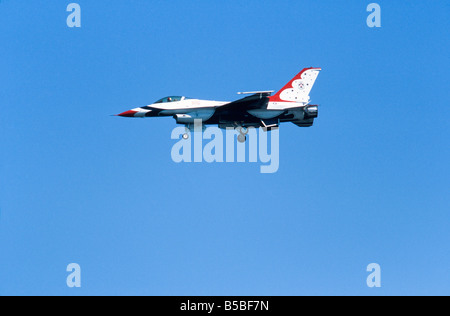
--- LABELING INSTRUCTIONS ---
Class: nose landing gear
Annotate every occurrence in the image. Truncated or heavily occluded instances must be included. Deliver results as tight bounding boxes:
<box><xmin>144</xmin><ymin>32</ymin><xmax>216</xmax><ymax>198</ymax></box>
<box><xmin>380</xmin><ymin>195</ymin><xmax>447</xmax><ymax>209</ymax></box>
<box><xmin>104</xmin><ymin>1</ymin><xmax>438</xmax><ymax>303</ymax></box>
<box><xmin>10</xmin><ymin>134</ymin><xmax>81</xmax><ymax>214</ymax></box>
<box><xmin>182</xmin><ymin>126</ymin><xmax>191</xmax><ymax>140</ymax></box>
<box><xmin>182</xmin><ymin>123</ymin><xmax>207</xmax><ymax>140</ymax></box>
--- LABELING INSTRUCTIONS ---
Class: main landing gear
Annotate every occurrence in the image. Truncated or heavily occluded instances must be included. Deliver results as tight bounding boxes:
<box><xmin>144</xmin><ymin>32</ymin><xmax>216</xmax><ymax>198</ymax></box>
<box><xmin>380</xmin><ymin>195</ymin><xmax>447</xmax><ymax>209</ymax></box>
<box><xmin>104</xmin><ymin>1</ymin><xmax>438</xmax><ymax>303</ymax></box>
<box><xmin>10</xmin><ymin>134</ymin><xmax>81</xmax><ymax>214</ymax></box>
<box><xmin>236</xmin><ymin>126</ymin><xmax>248</xmax><ymax>143</ymax></box>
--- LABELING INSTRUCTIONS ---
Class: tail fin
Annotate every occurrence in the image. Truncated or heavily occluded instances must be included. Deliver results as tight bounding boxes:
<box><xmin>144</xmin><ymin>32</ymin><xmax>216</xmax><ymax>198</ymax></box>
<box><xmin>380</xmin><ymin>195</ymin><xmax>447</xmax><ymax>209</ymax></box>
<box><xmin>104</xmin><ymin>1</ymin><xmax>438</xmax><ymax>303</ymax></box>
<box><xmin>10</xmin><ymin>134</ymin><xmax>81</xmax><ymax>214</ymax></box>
<box><xmin>269</xmin><ymin>67</ymin><xmax>321</xmax><ymax>104</ymax></box>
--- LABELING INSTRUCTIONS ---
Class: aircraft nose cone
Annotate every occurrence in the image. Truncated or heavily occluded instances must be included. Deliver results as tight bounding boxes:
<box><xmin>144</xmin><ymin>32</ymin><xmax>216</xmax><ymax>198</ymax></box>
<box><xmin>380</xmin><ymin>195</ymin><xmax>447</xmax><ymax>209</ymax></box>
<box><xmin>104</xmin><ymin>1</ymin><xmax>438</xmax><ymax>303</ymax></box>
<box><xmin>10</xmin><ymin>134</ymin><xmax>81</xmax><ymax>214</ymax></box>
<box><xmin>118</xmin><ymin>110</ymin><xmax>138</xmax><ymax>117</ymax></box>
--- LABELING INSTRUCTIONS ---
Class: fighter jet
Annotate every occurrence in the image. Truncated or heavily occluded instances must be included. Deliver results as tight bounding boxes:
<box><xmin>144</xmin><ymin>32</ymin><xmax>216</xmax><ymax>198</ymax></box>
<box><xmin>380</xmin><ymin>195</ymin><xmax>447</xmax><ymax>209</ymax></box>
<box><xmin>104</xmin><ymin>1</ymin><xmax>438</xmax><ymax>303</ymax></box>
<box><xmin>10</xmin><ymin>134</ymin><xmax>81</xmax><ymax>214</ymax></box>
<box><xmin>117</xmin><ymin>67</ymin><xmax>322</xmax><ymax>142</ymax></box>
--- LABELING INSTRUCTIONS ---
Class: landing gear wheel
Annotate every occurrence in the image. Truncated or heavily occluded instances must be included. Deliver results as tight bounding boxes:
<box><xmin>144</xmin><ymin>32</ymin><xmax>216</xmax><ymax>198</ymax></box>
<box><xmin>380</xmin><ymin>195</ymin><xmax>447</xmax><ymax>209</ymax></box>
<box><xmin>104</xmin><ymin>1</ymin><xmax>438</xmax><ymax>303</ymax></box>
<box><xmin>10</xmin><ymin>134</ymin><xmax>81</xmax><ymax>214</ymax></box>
<box><xmin>182</xmin><ymin>133</ymin><xmax>189</xmax><ymax>140</ymax></box>
<box><xmin>237</xmin><ymin>134</ymin><xmax>247</xmax><ymax>143</ymax></box>
<box><xmin>235</xmin><ymin>126</ymin><xmax>248</xmax><ymax>135</ymax></box>
<box><xmin>240</xmin><ymin>127</ymin><xmax>249</xmax><ymax>135</ymax></box>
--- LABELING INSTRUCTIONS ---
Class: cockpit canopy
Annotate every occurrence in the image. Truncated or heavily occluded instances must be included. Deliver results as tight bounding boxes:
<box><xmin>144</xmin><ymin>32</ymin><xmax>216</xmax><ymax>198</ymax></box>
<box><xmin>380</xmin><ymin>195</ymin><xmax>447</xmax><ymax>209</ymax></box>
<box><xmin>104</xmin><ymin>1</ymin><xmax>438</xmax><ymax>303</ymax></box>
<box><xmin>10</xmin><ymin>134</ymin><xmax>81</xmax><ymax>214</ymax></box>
<box><xmin>154</xmin><ymin>96</ymin><xmax>190</xmax><ymax>104</ymax></box>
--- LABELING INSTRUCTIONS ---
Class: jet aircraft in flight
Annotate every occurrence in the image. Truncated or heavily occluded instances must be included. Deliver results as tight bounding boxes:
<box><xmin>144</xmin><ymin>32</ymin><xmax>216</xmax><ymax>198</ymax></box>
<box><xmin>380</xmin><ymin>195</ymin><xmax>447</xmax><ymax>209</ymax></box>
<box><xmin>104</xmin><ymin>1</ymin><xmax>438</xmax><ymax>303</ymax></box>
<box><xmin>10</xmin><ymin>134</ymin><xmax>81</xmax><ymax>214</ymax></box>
<box><xmin>118</xmin><ymin>67</ymin><xmax>322</xmax><ymax>142</ymax></box>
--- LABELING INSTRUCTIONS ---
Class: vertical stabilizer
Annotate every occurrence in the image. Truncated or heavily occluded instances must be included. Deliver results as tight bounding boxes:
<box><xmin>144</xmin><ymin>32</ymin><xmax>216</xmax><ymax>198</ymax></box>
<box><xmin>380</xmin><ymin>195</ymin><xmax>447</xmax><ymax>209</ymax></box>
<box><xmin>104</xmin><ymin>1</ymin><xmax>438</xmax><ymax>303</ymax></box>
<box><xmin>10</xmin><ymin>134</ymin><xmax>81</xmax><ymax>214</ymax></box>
<box><xmin>269</xmin><ymin>67</ymin><xmax>322</xmax><ymax>105</ymax></box>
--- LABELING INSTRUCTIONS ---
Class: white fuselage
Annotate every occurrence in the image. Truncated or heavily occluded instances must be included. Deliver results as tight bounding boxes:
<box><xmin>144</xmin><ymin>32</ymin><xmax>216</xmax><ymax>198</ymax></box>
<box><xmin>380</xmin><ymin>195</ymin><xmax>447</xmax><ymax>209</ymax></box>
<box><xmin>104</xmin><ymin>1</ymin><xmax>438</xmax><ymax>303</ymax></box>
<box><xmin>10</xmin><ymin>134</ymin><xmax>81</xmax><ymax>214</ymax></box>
<box><xmin>151</xmin><ymin>99</ymin><xmax>228</xmax><ymax>114</ymax></box>
<box><xmin>130</xmin><ymin>98</ymin><xmax>289</xmax><ymax>120</ymax></box>
<box><xmin>131</xmin><ymin>98</ymin><xmax>228</xmax><ymax>118</ymax></box>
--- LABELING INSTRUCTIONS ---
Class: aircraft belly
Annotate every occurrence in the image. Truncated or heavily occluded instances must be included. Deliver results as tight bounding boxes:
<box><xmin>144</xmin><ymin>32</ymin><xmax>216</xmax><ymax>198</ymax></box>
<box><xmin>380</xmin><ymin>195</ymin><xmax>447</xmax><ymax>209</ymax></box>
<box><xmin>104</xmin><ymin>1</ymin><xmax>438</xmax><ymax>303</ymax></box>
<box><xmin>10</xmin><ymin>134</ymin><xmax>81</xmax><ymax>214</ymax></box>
<box><xmin>160</xmin><ymin>108</ymin><xmax>214</xmax><ymax>116</ymax></box>
<box><xmin>247</xmin><ymin>109</ymin><xmax>284</xmax><ymax>119</ymax></box>
<box><xmin>172</xmin><ymin>109</ymin><xmax>216</xmax><ymax>124</ymax></box>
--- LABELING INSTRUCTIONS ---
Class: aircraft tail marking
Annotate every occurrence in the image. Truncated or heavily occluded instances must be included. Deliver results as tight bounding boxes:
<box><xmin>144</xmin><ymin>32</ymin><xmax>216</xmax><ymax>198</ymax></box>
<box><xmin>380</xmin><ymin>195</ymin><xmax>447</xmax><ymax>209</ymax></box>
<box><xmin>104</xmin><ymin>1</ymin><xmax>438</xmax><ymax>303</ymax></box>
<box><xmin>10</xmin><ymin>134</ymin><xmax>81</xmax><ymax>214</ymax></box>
<box><xmin>269</xmin><ymin>67</ymin><xmax>321</xmax><ymax>104</ymax></box>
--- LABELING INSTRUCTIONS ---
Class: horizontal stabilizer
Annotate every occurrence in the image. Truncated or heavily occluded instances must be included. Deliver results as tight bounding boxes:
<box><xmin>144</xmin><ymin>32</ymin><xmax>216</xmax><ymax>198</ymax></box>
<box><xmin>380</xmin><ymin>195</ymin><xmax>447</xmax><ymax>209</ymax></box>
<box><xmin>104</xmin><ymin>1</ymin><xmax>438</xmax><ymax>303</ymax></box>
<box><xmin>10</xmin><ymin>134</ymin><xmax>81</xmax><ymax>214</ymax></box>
<box><xmin>292</xmin><ymin>118</ymin><xmax>314</xmax><ymax>127</ymax></box>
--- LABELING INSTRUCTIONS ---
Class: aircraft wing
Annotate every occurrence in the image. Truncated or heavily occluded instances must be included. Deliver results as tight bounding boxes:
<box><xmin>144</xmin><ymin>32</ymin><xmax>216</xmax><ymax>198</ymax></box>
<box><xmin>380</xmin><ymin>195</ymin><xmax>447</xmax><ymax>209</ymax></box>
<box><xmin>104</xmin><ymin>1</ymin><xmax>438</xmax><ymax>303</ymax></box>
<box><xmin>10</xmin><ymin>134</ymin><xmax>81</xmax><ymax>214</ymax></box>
<box><xmin>217</xmin><ymin>92</ymin><xmax>271</xmax><ymax>112</ymax></box>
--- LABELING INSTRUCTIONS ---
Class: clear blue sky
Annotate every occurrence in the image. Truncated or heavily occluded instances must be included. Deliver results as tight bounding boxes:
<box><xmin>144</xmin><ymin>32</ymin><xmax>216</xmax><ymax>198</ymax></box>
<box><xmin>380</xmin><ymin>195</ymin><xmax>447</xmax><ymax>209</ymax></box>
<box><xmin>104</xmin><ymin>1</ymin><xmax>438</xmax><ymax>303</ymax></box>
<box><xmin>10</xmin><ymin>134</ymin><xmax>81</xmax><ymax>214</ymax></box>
<box><xmin>1</xmin><ymin>0</ymin><xmax>449</xmax><ymax>296</ymax></box>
